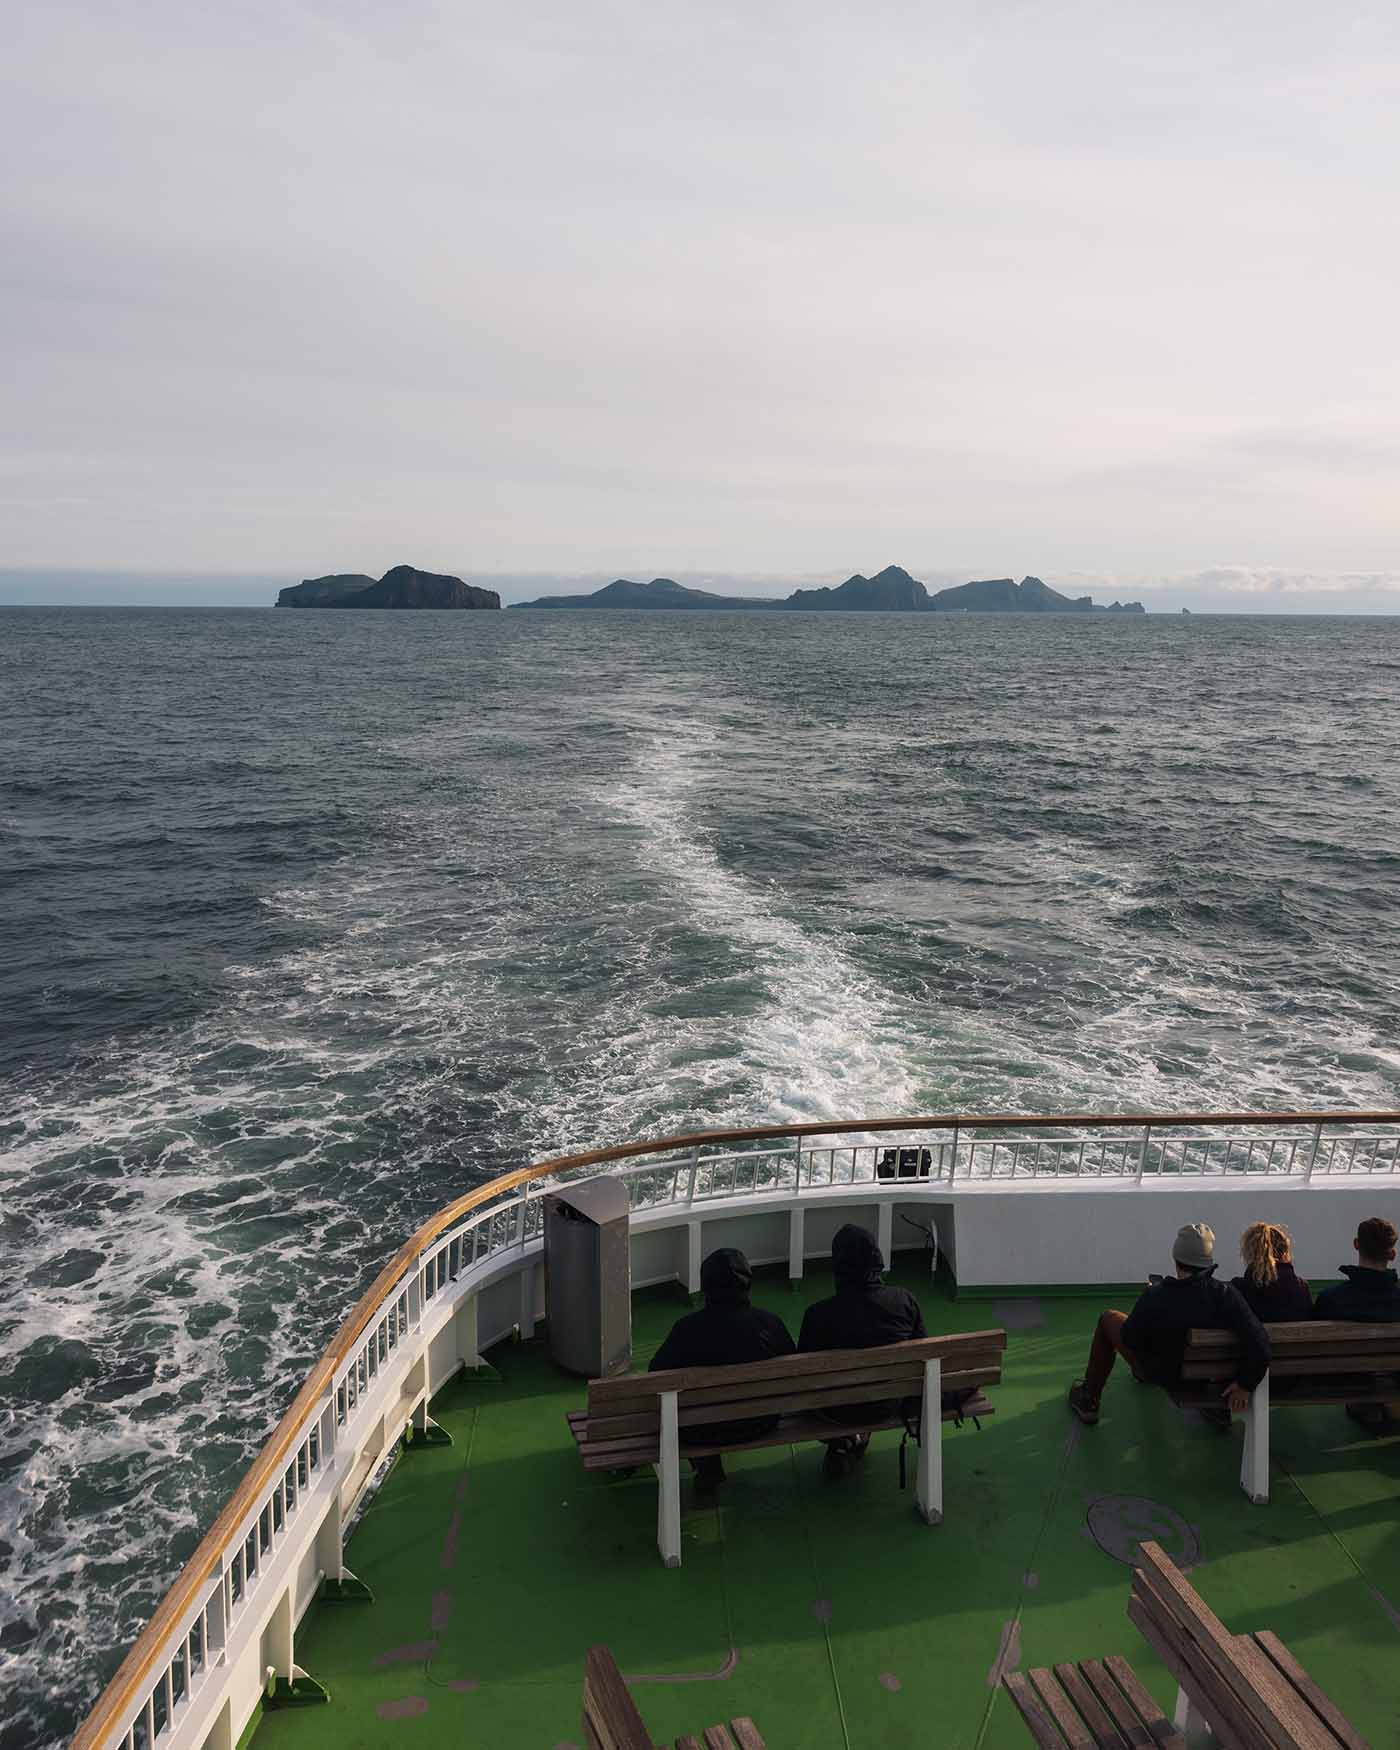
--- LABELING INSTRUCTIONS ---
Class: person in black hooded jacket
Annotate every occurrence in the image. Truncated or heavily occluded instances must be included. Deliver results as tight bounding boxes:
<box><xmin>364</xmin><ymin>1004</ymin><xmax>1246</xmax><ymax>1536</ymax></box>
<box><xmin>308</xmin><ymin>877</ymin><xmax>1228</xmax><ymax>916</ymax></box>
<box><xmin>649</xmin><ymin>1247</ymin><xmax>795</xmax><ymax>1485</ymax></box>
<box><xmin>798</xmin><ymin>1224</ymin><xmax>927</xmax><ymax>1471</ymax></box>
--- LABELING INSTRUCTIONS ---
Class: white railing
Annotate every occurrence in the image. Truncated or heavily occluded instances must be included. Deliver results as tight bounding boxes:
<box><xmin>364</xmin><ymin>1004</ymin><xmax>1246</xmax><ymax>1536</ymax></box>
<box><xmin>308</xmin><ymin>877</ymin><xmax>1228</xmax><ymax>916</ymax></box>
<box><xmin>71</xmin><ymin>1108</ymin><xmax>1400</xmax><ymax>1750</ymax></box>
<box><xmin>599</xmin><ymin>1123</ymin><xmax>1400</xmax><ymax>1209</ymax></box>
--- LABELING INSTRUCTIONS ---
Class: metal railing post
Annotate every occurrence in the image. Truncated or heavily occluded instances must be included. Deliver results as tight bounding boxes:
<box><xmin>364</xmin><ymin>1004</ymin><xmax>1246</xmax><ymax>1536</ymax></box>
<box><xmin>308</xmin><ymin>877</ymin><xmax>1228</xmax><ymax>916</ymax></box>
<box><xmin>685</xmin><ymin>1146</ymin><xmax>700</xmax><ymax>1204</ymax></box>
<box><xmin>1304</xmin><ymin>1122</ymin><xmax>1323</xmax><ymax>1183</ymax></box>
<box><xmin>1136</xmin><ymin>1125</ymin><xmax>1152</xmax><ymax>1184</ymax></box>
<box><xmin>948</xmin><ymin>1125</ymin><xmax>958</xmax><ymax>1183</ymax></box>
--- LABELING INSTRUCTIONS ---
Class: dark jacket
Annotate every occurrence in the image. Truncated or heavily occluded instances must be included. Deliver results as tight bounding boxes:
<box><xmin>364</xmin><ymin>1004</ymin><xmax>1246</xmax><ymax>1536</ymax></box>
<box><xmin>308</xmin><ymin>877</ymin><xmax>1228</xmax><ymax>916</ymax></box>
<box><xmin>650</xmin><ymin>1249</ymin><xmax>795</xmax><ymax>1446</ymax></box>
<box><xmin>1228</xmin><ymin>1261</ymin><xmax>1313</xmax><ymax>1324</ymax></box>
<box><xmin>1121</xmin><ymin>1268</ymin><xmax>1270</xmax><ymax>1391</ymax></box>
<box><xmin>799</xmin><ymin>1225</ymin><xmax>927</xmax><ymax>1422</ymax></box>
<box><xmin>1313</xmin><ymin>1265</ymin><xmax>1400</xmax><ymax>1323</ymax></box>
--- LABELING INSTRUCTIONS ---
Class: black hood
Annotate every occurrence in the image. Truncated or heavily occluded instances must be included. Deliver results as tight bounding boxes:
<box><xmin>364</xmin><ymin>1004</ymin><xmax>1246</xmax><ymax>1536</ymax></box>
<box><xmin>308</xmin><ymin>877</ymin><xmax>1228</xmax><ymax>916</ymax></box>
<box><xmin>832</xmin><ymin>1223</ymin><xmax>884</xmax><ymax>1289</ymax></box>
<box><xmin>701</xmin><ymin>1247</ymin><xmax>753</xmax><ymax>1305</ymax></box>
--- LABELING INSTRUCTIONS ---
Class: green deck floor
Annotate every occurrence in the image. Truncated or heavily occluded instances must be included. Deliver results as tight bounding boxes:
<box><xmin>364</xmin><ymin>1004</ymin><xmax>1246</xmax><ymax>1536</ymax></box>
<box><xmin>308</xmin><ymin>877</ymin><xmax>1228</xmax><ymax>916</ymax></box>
<box><xmin>252</xmin><ymin>1266</ymin><xmax>1400</xmax><ymax>1747</ymax></box>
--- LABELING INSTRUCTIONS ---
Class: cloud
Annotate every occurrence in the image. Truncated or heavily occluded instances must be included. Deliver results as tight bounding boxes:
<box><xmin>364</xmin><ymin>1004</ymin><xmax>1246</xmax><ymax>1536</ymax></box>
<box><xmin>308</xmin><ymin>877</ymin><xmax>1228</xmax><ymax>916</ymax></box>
<box><xmin>4</xmin><ymin>3</ymin><xmax>1400</xmax><ymax>582</ymax></box>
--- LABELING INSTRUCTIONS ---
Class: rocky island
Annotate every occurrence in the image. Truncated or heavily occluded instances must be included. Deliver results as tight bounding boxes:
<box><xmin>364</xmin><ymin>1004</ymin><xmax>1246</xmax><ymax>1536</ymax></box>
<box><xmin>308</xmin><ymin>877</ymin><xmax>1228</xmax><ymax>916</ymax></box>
<box><xmin>512</xmin><ymin>564</ymin><xmax>1144</xmax><ymax>613</ymax></box>
<box><xmin>277</xmin><ymin>565</ymin><xmax>500</xmax><ymax>610</ymax></box>
<box><xmin>520</xmin><ymin>577</ymin><xmax>755</xmax><ymax>610</ymax></box>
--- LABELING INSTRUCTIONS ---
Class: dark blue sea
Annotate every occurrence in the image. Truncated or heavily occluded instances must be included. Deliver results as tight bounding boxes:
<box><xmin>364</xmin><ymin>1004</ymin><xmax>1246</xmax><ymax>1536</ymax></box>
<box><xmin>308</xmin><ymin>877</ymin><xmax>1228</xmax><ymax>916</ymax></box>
<box><xmin>4</xmin><ymin>606</ymin><xmax>1400</xmax><ymax>1744</ymax></box>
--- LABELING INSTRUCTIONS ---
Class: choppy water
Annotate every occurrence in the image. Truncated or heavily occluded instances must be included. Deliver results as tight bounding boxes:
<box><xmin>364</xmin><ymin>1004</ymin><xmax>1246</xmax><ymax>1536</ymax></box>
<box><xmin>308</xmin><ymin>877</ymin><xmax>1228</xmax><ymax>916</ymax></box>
<box><xmin>4</xmin><ymin>605</ymin><xmax>1400</xmax><ymax>1745</ymax></box>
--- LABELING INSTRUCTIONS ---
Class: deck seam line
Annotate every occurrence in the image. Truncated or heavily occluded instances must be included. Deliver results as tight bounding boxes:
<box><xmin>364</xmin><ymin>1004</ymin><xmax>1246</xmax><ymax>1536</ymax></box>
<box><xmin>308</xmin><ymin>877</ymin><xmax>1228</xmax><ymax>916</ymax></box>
<box><xmin>973</xmin><ymin>1413</ymin><xmax>1081</xmax><ymax>1748</ymax></box>
<box><xmin>790</xmin><ymin>1444</ymin><xmax>852</xmax><ymax>1750</ymax></box>
<box><xmin>1272</xmin><ymin>1436</ymin><xmax>1400</xmax><ymax>1638</ymax></box>
<box><xmin>424</xmin><ymin>1406</ymin><xmax>481</xmax><ymax>1691</ymax></box>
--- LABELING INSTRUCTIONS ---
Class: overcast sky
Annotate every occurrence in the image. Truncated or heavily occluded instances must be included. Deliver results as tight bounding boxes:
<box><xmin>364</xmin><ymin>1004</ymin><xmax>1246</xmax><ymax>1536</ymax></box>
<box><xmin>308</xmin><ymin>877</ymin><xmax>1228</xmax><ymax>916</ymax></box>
<box><xmin>4</xmin><ymin>2</ymin><xmax>1399</xmax><ymax>607</ymax></box>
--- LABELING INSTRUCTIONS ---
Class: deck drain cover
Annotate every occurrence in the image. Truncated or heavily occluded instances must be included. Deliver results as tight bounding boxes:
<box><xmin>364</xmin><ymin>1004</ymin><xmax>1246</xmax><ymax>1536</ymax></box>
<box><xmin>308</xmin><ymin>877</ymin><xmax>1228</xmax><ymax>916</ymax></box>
<box><xmin>1085</xmin><ymin>1494</ymin><xmax>1200</xmax><ymax>1568</ymax></box>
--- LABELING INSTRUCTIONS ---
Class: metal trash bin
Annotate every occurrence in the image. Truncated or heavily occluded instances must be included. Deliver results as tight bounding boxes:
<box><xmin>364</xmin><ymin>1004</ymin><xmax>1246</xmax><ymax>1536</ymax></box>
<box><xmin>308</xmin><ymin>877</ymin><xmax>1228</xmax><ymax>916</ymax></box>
<box><xmin>543</xmin><ymin>1176</ymin><xmax>632</xmax><ymax>1377</ymax></box>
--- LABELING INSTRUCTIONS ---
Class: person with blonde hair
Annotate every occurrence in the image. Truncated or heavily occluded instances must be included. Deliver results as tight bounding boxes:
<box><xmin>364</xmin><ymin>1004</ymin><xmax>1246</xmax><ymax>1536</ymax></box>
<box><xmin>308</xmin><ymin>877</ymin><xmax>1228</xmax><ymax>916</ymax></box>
<box><xmin>1229</xmin><ymin>1221</ymin><xmax>1312</xmax><ymax>1321</ymax></box>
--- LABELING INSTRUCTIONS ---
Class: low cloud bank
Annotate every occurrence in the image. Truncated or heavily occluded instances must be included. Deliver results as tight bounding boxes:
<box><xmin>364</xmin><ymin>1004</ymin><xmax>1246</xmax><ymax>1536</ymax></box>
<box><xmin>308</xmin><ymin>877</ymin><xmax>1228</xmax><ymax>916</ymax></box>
<box><xmin>1040</xmin><ymin>568</ymin><xmax>1400</xmax><ymax>613</ymax></box>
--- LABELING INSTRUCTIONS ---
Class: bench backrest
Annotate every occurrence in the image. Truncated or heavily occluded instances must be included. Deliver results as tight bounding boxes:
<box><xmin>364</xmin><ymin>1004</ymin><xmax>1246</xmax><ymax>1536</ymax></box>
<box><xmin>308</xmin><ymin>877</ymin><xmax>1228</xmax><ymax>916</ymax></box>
<box><xmin>1129</xmin><ymin>1541</ymin><xmax>1350</xmax><ymax>1749</ymax></box>
<box><xmin>1180</xmin><ymin>1320</ymin><xmax>1400</xmax><ymax>1383</ymax></box>
<box><xmin>583</xmin><ymin>1645</ymin><xmax>767</xmax><ymax>1750</ymax></box>
<box><xmin>582</xmin><ymin>1644</ymin><xmax>653</xmax><ymax>1750</ymax></box>
<box><xmin>585</xmin><ymin>1330</ymin><xmax>1006</xmax><ymax>1443</ymax></box>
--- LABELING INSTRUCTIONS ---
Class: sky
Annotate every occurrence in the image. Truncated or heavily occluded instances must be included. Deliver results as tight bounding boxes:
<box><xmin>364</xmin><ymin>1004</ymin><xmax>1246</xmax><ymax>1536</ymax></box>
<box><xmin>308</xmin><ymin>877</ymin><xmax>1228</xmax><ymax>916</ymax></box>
<box><xmin>4</xmin><ymin>2</ymin><xmax>1399</xmax><ymax>608</ymax></box>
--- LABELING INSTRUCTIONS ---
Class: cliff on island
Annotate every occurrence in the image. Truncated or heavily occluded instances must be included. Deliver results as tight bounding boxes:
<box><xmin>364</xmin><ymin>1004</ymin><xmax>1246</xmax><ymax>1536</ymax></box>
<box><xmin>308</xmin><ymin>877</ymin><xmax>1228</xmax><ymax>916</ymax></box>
<box><xmin>928</xmin><ymin>575</ymin><xmax>1144</xmax><ymax>614</ymax></box>
<box><xmin>277</xmin><ymin>565</ymin><xmax>500</xmax><ymax>610</ymax></box>
<box><xmin>521</xmin><ymin>577</ymin><xmax>756</xmax><ymax>610</ymax></box>
<box><xmin>783</xmin><ymin>565</ymin><xmax>930</xmax><ymax>611</ymax></box>
<box><xmin>512</xmin><ymin>565</ymin><xmax>1144</xmax><ymax>614</ymax></box>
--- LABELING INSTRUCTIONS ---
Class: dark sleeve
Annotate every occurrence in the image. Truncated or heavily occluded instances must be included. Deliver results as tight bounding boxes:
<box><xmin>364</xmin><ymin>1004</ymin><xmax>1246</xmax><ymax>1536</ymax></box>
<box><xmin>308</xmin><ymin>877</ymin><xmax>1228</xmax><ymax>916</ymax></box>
<box><xmin>649</xmin><ymin>1318</ymin><xmax>687</xmax><ymax>1372</ymax></box>
<box><xmin>1222</xmin><ymin>1285</ymin><xmax>1271</xmax><ymax>1389</ymax></box>
<box><xmin>798</xmin><ymin>1305</ymin><xmax>825</xmax><ymax>1352</ymax></box>
<box><xmin>761</xmin><ymin>1311</ymin><xmax>797</xmax><ymax>1357</ymax></box>
<box><xmin>1120</xmin><ymin>1285</ymin><xmax>1155</xmax><ymax>1354</ymax></box>
<box><xmin>1311</xmin><ymin>1285</ymin><xmax>1337</xmax><ymax>1319</ymax></box>
<box><xmin>906</xmin><ymin>1293</ymin><xmax>927</xmax><ymax>1339</ymax></box>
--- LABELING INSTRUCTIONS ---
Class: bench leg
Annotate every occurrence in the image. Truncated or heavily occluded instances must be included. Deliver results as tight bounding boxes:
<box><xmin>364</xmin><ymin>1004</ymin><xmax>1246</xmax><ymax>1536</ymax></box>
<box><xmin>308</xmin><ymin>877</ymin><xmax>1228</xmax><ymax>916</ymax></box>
<box><xmin>1239</xmin><ymin>1371</ymin><xmax>1269</xmax><ymax>1505</ymax></box>
<box><xmin>917</xmin><ymin>1358</ymin><xmax>943</xmax><ymax>1526</ymax></box>
<box><xmin>1172</xmin><ymin>1683</ymin><xmax>1214</xmax><ymax>1747</ymax></box>
<box><xmin>656</xmin><ymin>1389</ymin><xmax>682</xmax><ymax>1568</ymax></box>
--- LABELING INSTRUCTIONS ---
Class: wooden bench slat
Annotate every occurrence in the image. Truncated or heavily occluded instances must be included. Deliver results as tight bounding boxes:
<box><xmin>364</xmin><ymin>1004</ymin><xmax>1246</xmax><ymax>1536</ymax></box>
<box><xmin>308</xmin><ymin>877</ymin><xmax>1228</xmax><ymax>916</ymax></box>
<box><xmin>1053</xmin><ymin>1661</ymin><xmax>1131</xmax><ymax>1748</ymax></box>
<box><xmin>726</xmin><ymin>1720</ymin><xmax>765</xmax><ymax>1750</ymax></box>
<box><xmin>1247</xmin><ymin>1632</ymin><xmax>1368</xmax><ymax>1750</ymax></box>
<box><xmin>590</xmin><ymin>1369</ymin><xmax>939</xmax><ymax>1430</ymax></box>
<box><xmin>1186</xmin><ymin>1322</ymin><xmax>1400</xmax><ymax>1350</ymax></box>
<box><xmin>1126</xmin><ymin>1595</ymin><xmax>1271</xmax><ymax>1750</ymax></box>
<box><xmin>1180</xmin><ymin>1354</ymin><xmax>1400</xmax><ymax>1380</ymax></box>
<box><xmin>1081</xmin><ymin>1658</ymin><xmax>1159</xmax><ymax>1749</ymax></box>
<box><xmin>583</xmin><ymin>1645</ymin><xmax>658</xmax><ymax>1750</ymax></box>
<box><xmin>1131</xmin><ymin>1569</ymin><xmax>1319</xmax><ymax>1750</ymax></box>
<box><xmin>585</xmin><ymin>1364</ymin><xmax>1002</xmax><ymax>1437</ymax></box>
<box><xmin>589</xmin><ymin>1330</ymin><xmax>1007</xmax><ymax>1405</ymax></box>
<box><xmin>1028</xmin><ymin>1667</ymin><xmax>1096</xmax><ymax>1747</ymax></box>
<box><xmin>1133</xmin><ymin>1545</ymin><xmax>1340</xmax><ymax>1750</ymax></box>
<box><xmin>1101</xmin><ymin>1655</ymin><xmax>1185</xmax><ymax>1749</ymax></box>
<box><xmin>572</xmin><ymin>1396</ymin><xmax>996</xmax><ymax>1466</ymax></box>
<box><xmin>1004</xmin><ymin>1670</ymin><xmax>1071</xmax><ymax>1748</ymax></box>
<box><xmin>584</xmin><ymin>1646</ymin><xmax>766</xmax><ymax>1750</ymax></box>
<box><xmin>597</xmin><ymin>1349</ymin><xmax>1005</xmax><ymax>1416</ymax></box>
<box><xmin>1173</xmin><ymin>1386</ymin><xmax>1395</xmax><ymax>1412</ymax></box>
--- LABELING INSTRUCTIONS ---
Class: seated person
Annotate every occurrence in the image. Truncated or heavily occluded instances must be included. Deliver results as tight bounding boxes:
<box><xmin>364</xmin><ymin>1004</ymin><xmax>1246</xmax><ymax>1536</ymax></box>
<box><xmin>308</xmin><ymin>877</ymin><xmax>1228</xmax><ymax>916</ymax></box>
<box><xmin>1067</xmin><ymin>1222</ymin><xmax>1269</xmax><ymax>1428</ymax></box>
<box><xmin>1314</xmin><ymin>1216</ymin><xmax>1400</xmax><ymax>1321</ymax></box>
<box><xmin>649</xmin><ymin>1247</ymin><xmax>795</xmax><ymax>1487</ymax></box>
<box><xmin>798</xmin><ymin>1223</ymin><xmax>927</xmax><ymax>1472</ymax></box>
<box><xmin>1230</xmin><ymin>1221</ymin><xmax>1313</xmax><ymax>1321</ymax></box>
<box><xmin>1313</xmin><ymin>1216</ymin><xmax>1400</xmax><ymax>1430</ymax></box>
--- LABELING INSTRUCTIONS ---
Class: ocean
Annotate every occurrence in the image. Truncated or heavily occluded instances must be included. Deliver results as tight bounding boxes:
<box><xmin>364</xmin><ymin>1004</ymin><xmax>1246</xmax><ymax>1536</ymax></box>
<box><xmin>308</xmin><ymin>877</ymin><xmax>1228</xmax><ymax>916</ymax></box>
<box><xmin>3</xmin><ymin>605</ymin><xmax>1400</xmax><ymax>1745</ymax></box>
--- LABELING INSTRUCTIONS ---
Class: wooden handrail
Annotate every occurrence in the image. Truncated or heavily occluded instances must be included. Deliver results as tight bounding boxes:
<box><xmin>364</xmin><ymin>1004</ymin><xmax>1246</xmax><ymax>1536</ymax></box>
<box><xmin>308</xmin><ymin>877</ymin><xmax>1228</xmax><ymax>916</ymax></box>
<box><xmin>68</xmin><ymin>1106</ymin><xmax>1400</xmax><ymax>1746</ymax></box>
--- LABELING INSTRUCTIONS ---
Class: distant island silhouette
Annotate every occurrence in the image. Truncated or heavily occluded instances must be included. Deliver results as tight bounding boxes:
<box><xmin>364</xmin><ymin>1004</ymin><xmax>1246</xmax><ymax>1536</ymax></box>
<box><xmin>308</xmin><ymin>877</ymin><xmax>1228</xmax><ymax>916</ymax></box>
<box><xmin>277</xmin><ymin>565</ymin><xmax>500</xmax><ymax>610</ymax></box>
<box><xmin>513</xmin><ymin>565</ymin><xmax>1145</xmax><ymax>613</ymax></box>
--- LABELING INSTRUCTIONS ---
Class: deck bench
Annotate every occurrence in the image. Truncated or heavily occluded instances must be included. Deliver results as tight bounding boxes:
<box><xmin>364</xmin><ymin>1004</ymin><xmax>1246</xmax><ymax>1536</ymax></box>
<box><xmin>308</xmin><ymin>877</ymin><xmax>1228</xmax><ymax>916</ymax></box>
<box><xmin>1173</xmin><ymin>1321</ymin><xmax>1400</xmax><ymax>1504</ymax></box>
<box><xmin>582</xmin><ymin>1643</ymin><xmax>765</xmax><ymax>1750</ymax></box>
<box><xmin>1003</xmin><ymin>1655</ymin><xmax>1186</xmax><ymax>1748</ymax></box>
<box><xmin>566</xmin><ymin>1329</ymin><xmax>1005</xmax><ymax>1566</ymax></box>
<box><xmin>1002</xmin><ymin>1542</ymin><xmax>1367</xmax><ymax>1749</ymax></box>
<box><xmin>1128</xmin><ymin>1539</ymin><xmax>1368</xmax><ymax>1750</ymax></box>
